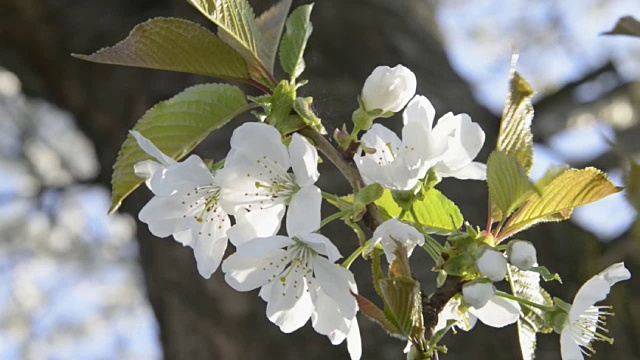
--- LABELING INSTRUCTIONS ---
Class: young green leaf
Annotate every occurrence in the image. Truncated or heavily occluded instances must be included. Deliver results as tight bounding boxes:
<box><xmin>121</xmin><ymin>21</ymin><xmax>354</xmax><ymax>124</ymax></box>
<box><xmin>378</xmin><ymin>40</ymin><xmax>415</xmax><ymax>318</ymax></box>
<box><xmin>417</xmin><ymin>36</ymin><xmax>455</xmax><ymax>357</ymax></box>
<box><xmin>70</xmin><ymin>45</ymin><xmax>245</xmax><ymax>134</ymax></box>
<box><xmin>187</xmin><ymin>0</ymin><xmax>275</xmax><ymax>89</ymax></box>
<box><xmin>487</xmin><ymin>151</ymin><xmax>537</xmax><ymax>219</ymax></box>
<box><xmin>603</xmin><ymin>16</ymin><xmax>640</xmax><ymax>37</ymax></box>
<box><xmin>279</xmin><ymin>4</ymin><xmax>314</xmax><ymax>80</ymax></box>
<box><xmin>257</xmin><ymin>0</ymin><xmax>293</xmax><ymax>73</ymax></box>
<box><xmin>73</xmin><ymin>18</ymin><xmax>249</xmax><ymax>81</ymax></box>
<box><xmin>502</xmin><ymin>168</ymin><xmax>621</xmax><ymax>236</ymax></box>
<box><xmin>110</xmin><ymin>83</ymin><xmax>249</xmax><ymax>213</ymax></box>
<box><xmin>379</xmin><ymin>277</ymin><xmax>421</xmax><ymax>338</ymax></box>
<box><xmin>508</xmin><ymin>266</ymin><xmax>554</xmax><ymax>360</ymax></box>
<box><xmin>353</xmin><ymin>293</ymin><xmax>404</xmax><ymax>339</ymax></box>
<box><xmin>497</xmin><ymin>69</ymin><xmax>535</xmax><ymax>175</ymax></box>
<box><xmin>375</xmin><ymin>189</ymin><xmax>464</xmax><ymax>235</ymax></box>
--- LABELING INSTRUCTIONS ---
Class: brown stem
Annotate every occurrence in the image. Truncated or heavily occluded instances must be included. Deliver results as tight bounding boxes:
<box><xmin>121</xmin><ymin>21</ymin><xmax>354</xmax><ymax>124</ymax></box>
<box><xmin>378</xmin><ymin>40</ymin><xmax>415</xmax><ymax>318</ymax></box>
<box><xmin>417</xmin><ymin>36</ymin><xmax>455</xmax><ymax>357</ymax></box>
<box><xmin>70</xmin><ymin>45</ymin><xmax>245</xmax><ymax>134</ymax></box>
<box><xmin>299</xmin><ymin>127</ymin><xmax>383</xmax><ymax>229</ymax></box>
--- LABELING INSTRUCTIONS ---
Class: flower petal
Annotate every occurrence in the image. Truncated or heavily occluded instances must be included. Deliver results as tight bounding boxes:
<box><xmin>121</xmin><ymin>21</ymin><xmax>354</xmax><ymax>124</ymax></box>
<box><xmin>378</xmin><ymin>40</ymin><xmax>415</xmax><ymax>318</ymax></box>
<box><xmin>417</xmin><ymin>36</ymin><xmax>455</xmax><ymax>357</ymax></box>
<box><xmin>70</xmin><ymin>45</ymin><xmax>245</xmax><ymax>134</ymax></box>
<box><xmin>192</xmin><ymin>215</ymin><xmax>231</xmax><ymax>278</ymax></box>
<box><xmin>286</xmin><ymin>185</ymin><xmax>321</xmax><ymax>237</ymax></box>
<box><xmin>439</xmin><ymin>161</ymin><xmax>487</xmax><ymax>180</ymax></box>
<box><xmin>130</xmin><ymin>130</ymin><xmax>175</xmax><ymax>165</ymax></box>
<box><xmin>265</xmin><ymin>271</ymin><xmax>314</xmax><ymax>333</ymax></box>
<box><xmin>227</xmin><ymin>206</ymin><xmax>285</xmax><ymax>246</ymax></box>
<box><xmin>346</xmin><ymin>317</ymin><xmax>362</xmax><ymax>360</ymax></box>
<box><xmin>222</xmin><ymin>251</ymin><xmax>286</xmax><ymax>291</ymax></box>
<box><xmin>289</xmin><ymin>133</ymin><xmax>319</xmax><ymax>187</ymax></box>
<box><xmin>228</xmin><ymin>123</ymin><xmax>290</xmax><ymax>170</ymax></box>
<box><xmin>560</xmin><ymin>327</ymin><xmax>585</xmax><ymax>360</ymax></box>
<box><xmin>312</xmin><ymin>257</ymin><xmax>357</xmax><ymax>318</ymax></box>
<box><xmin>237</xmin><ymin>235</ymin><xmax>295</xmax><ymax>258</ymax></box>
<box><xmin>469</xmin><ymin>295</ymin><xmax>520</xmax><ymax>328</ymax></box>
<box><xmin>300</xmin><ymin>233</ymin><xmax>342</xmax><ymax>263</ymax></box>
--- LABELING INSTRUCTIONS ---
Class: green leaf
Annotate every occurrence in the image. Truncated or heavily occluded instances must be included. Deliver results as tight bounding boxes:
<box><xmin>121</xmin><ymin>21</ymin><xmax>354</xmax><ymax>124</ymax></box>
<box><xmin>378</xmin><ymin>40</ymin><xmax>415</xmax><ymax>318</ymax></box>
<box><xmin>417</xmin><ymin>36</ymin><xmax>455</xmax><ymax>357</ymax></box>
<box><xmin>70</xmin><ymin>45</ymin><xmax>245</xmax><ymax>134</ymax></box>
<box><xmin>110</xmin><ymin>83</ymin><xmax>249</xmax><ymax>213</ymax></box>
<box><xmin>267</xmin><ymin>81</ymin><xmax>304</xmax><ymax>135</ymax></box>
<box><xmin>187</xmin><ymin>0</ymin><xmax>275</xmax><ymax>88</ymax></box>
<box><xmin>497</xmin><ymin>70</ymin><xmax>535</xmax><ymax>175</ymax></box>
<box><xmin>508</xmin><ymin>266</ymin><xmax>554</xmax><ymax>360</ymax></box>
<box><xmin>503</xmin><ymin>168</ymin><xmax>621</xmax><ymax>235</ymax></box>
<box><xmin>487</xmin><ymin>151</ymin><xmax>537</xmax><ymax>219</ymax></box>
<box><xmin>603</xmin><ymin>16</ymin><xmax>640</xmax><ymax>37</ymax></box>
<box><xmin>376</xmin><ymin>189</ymin><xmax>463</xmax><ymax>235</ymax></box>
<box><xmin>73</xmin><ymin>18</ymin><xmax>249</xmax><ymax>81</ymax></box>
<box><xmin>257</xmin><ymin>0</ymin><xmax>292</xmax><ymax>73</ymax></box>
<box><xmin>279</xmin><ymin>4</ymin><xmax>313</xmax><ymax>80</ymax></box>
<box><xmin>530</xmin><ymin>266</ymin><xmax>562</xmax><ymax>283</ymax></box>
<box><xmin>379</xmin><ymin>277</ymin><xmax>421</xmax><ymax>338</ymax></box>
<box><xmin>353</xmin><ymin>293</ymin><xmax>404</xmax><ymax>339</ymax></box>
<box><xmin>355</xmin><ymin>183</ymin><xmax>384</xmax><ymax>206</ymax></box>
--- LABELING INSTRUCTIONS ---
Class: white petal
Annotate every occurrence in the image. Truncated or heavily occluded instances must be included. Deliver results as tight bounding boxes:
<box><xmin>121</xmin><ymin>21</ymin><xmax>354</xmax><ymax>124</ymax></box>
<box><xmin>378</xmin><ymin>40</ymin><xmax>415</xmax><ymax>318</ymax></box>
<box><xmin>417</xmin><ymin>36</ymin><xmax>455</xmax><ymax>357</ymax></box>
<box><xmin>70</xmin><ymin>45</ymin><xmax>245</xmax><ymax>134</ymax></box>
<box><xmin>312</xmin><ymin>290</ymin><xmax>350</xmax><ymax>341</ymax></box>
<box><xmin>194</xmin><ymin>236</ymin><xmax>227</xmax><ymax>279</ymax></box>
<box><xmin>227</xmin><ymin>206</ymin><xmax>284</xmax><ymax>246</ymax></box>
<box><xmin>228</xmin><ymin>123</ymin><xmax>290</xmax><ymax>170</ymax></box>
<box><xmin>236</xmin><ymin>235</ymin><xmax>295</xmax><ymax>258</ymax></box>
<box><xmin>439</xmin><ymin>161</ymin><xmax>487</xmax><ymax>180</ymax></box>
<box><xmin>138</xmin><ymin>196</ymin><xmax>195</xmax><ymax>237</ymax></box>
<box><xmin>599</xmin><ymin>262</ymin><xmax>631</xmax><ymax>286</ymax></box>
<box><xmin>402</xmin><ymin>95</ymin><xmax>435</xmax><ymax>128</ymax></box>
<box><xmin>130</xmin><ymin>130</ymin><xmax>175</xmax><ymax>165</ymax></box>
<box><xmin>360</xmin><ymin>124</ymin><xmax>402</xmax><ymax>162</ymax></box>
<box><xmin>222</xmin><ymin>251</ymin><xmax>286</xmax><ymax>291</ymax></box>
<box><xmin>134</xmin><ymin>160</ymin><xmax>162</xmax><ymax>182</ymax></box>
<box><xmin>346</xmin><ymin>317</ymin><xmax>362</xmax><ymax>360</ymax></box>
<box><xmin>373</xmin><ymin>218</ymin><xmax>425</xmax><ymax>263</ymax></box>
<box><xmin>560</xmin><ymin>327</ymin><xmax>584</xmax><ymax>360</ymax></box>
<box><xmin>462</xmin><ymin>281</ymin><xmax>496</xmax><ymax>309</ymax></box>
<box><xmin>265</xmin><ymin>271</ymin><xmax>314</xmax><ymax>333</ymax></box>
<box><xmin>432</xmin><ymin>113</ymin><xmax>485</xmax><ymax>172</ymax></box>
<box><xmin>570</xmin><ymin>277</ymin><xmax>610</xmax><ymax>322</ymax></box>
<box><xmin>300</xmin><ymin>233</ymin><xmax>342</xmax><ymax>263</ymax></box>
<box><xmin>313</xmin><ymin>258</ymin><xmax>357</xmax><ymax>318</ymax></box>
<box><xmin>173</xmin><ymin>229</ymin><xmax>194</xmax><ymax>247</ymax></box>
<box><xmin>470</xmin><ymin>295</ymin><xmax>520</xmax><ymax>328</ymax></box>
<box><xmin>290</xmin><ymin>134</ymin><xmax>319</xmax><ymax>187</ymax></box>
<box><xmin>286</xmin><ymin>185</ymin><xmax>321</xmax><ymax>237</ymax></box>
<box><xmin>192</xmin><ymin>215</ymin><xmax>231</xmax><ymax>278</ymax></box>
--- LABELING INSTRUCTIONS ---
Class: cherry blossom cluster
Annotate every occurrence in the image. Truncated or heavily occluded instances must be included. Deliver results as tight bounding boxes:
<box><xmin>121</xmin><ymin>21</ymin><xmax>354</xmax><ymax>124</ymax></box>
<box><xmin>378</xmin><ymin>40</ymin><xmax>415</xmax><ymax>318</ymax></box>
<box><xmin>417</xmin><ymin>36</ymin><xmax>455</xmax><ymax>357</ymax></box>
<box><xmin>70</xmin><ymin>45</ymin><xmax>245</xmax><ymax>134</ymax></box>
<box><xmin>130</xmin><ymin>64</ymin><xmax>631</xmax><ymax>360</ymax></box>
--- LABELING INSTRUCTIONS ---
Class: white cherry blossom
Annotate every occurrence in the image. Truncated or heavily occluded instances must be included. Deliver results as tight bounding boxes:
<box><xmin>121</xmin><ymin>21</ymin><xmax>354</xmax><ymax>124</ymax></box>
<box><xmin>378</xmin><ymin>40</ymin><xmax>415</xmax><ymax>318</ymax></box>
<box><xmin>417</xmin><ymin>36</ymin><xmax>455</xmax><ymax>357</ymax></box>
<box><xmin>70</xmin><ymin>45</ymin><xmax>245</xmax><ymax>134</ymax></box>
<box><xmin>560</xmin><ymin>262</ymin><xmax>631</xmax><ymax>360</ymax></box>
<box><xmin>222</xmin><ymin>207</ymin><xmax>361</xmax><ymax>359</ymax></box>
<box><xmin>368</xmin><ymin>218</ymin><xmax>425</xmax><ymax>263</ymax></box>
<box><xmin>462</xmin><ymin>280</ymin><xmax>496</xmax><ymax>309</ymax></box>
<box><xmin>402</xmin><ymin>95</ymin><xmax>487</xmax><ymax>180</ymax></box>
<box><xmin>361</xmin><ymin>65</ymin><xmax>416</xmax><ymax>113</ymax></box>
<box><xmin>219</xmin><ymin>122</ymin><xmax>321</xmax><ymax>238</ymax></box>
<box><xmin>131</xmin><ymin>131</ymin><xmax>230</xmax><ymax>279</ymax></box>
<box><xmin>435</xmin><ymin>294</ymin><xmax>520</xmax><ymax>333</ymax></box>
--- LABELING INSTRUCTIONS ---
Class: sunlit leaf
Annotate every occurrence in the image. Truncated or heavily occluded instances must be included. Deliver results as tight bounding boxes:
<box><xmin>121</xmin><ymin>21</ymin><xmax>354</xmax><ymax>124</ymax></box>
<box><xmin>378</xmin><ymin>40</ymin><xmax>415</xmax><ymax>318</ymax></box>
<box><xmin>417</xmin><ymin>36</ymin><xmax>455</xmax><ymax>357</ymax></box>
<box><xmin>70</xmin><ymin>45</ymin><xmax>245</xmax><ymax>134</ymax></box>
<box><xmin>379</xmin><ymin>277</ymin><xmax>421</xmax><ymax>338</ymax></box>
<box><xmin>497</xmin><ymin>69</ymin><xmax>535</xmax><ymax>175</ymax></box>
<box><xmin>603</xmin><ymin>16</ymin><xmax>640</xmax><ymax>37</ymax></box>
<box><xmin>257</xmin><ymin>0</ymin><xmax>292</xmax><ymax>72</ymax></box>
<box><xmin>354</xmin><ymin>293</ymin><xmax>404</xmax><ymax>339</ymax></box>
<box><xmin>187</xmin><ymin>0</ymin><xmax>275</xmax><ymax>88</ymax></box>
<box><xmin>110</xmin><ymin>83</ymin><xmax>249</xmax><ymax>213</ymax></box>
<box><xmin>508</xmin><ymin>266</ymin><xmax>554</xmax><ymax>360</ymax></box>
<box><xmin>376</xmin><ymin>189</ymin><xmax>463</xmax><ymax>235</ymax></box>
<box><xmin>279</xmin><ymin>4</ymin><xmax>313</xmax><ymax>80</ymax></box>
<box><xmin>502</xmin><ymin>168</ymin><xmax>621</xmax><ymax>236</ymax></box>
<box><xmin>73</xmin><ymin>18</ymin><xmax>249</xmax><ymax>81</ymax></box>
<box><xmin>488</xmin><ymin>151</ymin><xmax>537</xmax><ymax>220</ymax></box>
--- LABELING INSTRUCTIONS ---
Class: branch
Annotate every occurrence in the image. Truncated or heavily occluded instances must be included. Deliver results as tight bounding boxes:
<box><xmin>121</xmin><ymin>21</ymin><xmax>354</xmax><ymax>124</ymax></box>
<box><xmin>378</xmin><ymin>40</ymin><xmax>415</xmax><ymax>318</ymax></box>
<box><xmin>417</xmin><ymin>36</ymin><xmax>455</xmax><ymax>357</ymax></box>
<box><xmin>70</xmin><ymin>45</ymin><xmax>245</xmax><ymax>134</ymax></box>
<box><xmin>300</xmin><ymin>127</ymin><xmax>384</xmax><ymax>229</ymax></box>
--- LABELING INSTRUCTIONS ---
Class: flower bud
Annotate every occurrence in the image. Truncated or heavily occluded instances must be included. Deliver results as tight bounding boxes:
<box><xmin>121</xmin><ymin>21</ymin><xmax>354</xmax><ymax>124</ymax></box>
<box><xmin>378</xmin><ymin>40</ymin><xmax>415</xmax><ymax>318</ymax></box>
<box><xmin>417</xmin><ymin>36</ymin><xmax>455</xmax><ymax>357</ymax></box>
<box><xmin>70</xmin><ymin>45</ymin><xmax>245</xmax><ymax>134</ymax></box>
<box><xmin>361</xmin><ymin>65</ymin><xmax>416</xmax><ymax>113</ymax></box>
<box><xmin>507</xmin><ymin>240</ymin><xmax>537</xmax><ymax>270</ymax></box>
<box><xmin>462</xmin><ymin>280</ymin><xmax>496</xmax><ymax>309</ymax></box>
<box><xmin>369</xmin><ymin>218</ymin><xmax>424</xmax><ymax>263</ymax></box>
<box><xmin>476</xmin><ymin>246</ymin><xmax>507</xmax><ymax>282</ymax></box>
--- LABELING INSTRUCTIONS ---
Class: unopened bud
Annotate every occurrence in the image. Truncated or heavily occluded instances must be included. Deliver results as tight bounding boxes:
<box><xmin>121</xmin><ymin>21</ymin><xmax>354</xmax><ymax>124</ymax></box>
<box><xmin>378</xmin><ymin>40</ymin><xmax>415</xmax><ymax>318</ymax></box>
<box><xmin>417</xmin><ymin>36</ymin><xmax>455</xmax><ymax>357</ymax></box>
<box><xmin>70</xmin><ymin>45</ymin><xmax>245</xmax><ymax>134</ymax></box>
<box><xmin>507</xmin><ymin>240</ymin><xmax>537</xmax><ymax>270</ymax></box>
<box><xmin>476</xmin><ymin>246</ymin><xmax>507</xmax><ymax>282</ymax></box>
<box><xmin>462</xmin><ymin>280</ymin><xmax>496</xmax><ymax>309</ymax></box>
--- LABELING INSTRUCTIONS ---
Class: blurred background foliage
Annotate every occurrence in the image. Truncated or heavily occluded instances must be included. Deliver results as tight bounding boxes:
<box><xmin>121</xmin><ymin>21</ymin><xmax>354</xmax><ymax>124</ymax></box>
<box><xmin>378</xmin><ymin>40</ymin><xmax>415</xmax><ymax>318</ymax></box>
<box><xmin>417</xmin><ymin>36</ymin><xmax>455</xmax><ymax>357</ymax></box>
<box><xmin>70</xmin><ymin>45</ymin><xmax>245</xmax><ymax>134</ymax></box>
<box><xmin>0</xmin><ymin>0</ymin><xmax>638</xmax><ymax>359</ymax></box>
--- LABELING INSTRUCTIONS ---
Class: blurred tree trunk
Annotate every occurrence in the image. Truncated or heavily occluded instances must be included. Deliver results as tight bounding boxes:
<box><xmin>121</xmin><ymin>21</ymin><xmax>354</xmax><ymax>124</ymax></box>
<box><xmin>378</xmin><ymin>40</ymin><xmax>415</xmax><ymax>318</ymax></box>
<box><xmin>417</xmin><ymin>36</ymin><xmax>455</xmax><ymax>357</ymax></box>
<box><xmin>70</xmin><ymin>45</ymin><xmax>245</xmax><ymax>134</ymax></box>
<box><xmin>1</xmin><ymin>0</ymin><xmax>529</xmax><ymax>359</ymax></box>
